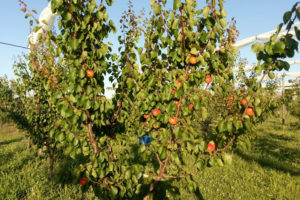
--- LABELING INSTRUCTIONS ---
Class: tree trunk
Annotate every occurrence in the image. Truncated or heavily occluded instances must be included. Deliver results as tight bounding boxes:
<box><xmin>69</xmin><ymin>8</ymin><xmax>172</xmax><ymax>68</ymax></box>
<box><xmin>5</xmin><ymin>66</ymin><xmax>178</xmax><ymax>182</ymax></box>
<box><xmin>49</xmin><ymin>153</ymin><xmax>54</xmax><ymax>178</ymax></box>
<box><xmin>27</xmin><ymin>136</ymin><xmax>31</xmax><ymax>149</ymax></box>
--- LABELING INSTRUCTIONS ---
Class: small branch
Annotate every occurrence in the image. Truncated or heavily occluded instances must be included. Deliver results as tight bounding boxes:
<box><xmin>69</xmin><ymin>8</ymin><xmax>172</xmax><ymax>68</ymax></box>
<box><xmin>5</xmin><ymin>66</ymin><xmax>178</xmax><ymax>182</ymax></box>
<box><xmin>175</xmin><ymin>97</ymin><xmax>182</xmax><ymax>118</ymax></box>
<box><xmin>179</xmin><ymin>7</ymin><xmax>186</xmax><ymax>53</ymax></box>
<box><xmin>160</xmin><ymin>151</ymin><xmax>172</xmax><ymax>175</ymax></box>
<box><xmin>155</xmin><ymin>152</ymin><xmax>163</xmax><ymax>168</ymax></box>
<box><xmin>111</xmin><ymin>89</ymin><xmax>125</xmax><ymax>123</ymax></box>
<box><xmin>107</xmin><ymin>139</ymin><xmax>114</xmax><ymax>161</ymax></box>
<box><xmin>126</xmin><ymin>54</ymin><xmax>146</xmax><ymax>89</ymax></box>
<box><xmin>160</xmin><ymin>11</ymin><xmax>170</xmax><ymax>37</ymax></box>
<box><xmin>214</xmin><ymin>134</ymin><xmax>236</xmax><ymax>154</ymax></box>
<box><xmin>68</xmin><ymin>4</ymin><xmax>79</xmax><ymax>24</ymax></box>
<box><xmin>86</xmin><ymin>110</ymin><xmax>99</xmax><ymax>153</ymax></box>
<box><xmin>179</xmin><ymin>7</ymin><xmax>190</xmax><ymax>81</ymax></box>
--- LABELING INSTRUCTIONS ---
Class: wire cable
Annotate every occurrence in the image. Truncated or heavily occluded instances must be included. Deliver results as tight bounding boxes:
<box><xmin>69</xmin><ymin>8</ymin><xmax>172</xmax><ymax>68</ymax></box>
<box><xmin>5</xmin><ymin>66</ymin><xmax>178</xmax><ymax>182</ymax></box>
<box><xmin>0</xmin><ymin>41</ymin><xmax>29</xmax><ymax>50</ymax></box>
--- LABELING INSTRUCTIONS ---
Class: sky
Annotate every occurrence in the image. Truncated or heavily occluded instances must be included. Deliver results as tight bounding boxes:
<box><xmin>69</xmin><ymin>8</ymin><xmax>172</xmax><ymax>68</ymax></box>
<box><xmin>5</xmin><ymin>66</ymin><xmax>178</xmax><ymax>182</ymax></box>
<box><xmin>0</xmin><ymin>0</ymin><xmax>299</xmax><ymax>83</ymax></box>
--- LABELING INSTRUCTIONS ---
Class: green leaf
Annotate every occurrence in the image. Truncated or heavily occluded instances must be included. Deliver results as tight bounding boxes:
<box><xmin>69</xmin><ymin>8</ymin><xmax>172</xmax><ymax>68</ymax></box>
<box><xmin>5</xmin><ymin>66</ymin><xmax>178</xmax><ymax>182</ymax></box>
<box><xmin>226</xmin><ymin>121</ymin><xmax>233</xmax><ymax>133</ymax></box>
<box><xmin>110</xmin><ymin>186</ymin><xmax>118</xmax><ymax>196</ymax></box>
<box><xmin>125</xmin><ymin>170</ymin><xmax>132</xmax><ymax>179</ymax></box>
<box><xmin>283</xmin><ymin>11</ymin><xmax>292</xmax><ymax>24</ymax></box>
<box><xmin>138</xmin><ymin>145</ymin><xmax>146</xmax><ymax>153</ymax></box>
<box><xmin>69</xmin><ymin>38</ymin><xmax>79</xmax><ymax>51</ymax></box>
<box><xmin>295</xmin><ymin>27</ymin><xmax>300</xmax><ymax>40</ymax></box>
<box><xmin>268</xmin><ymin>72</ymin><xmax>275</xmax><ymax>80</ymax></box>
<box><xmin>203</xmin><ymin>6</ymin><xmax>209</xmax><ymax>19</ymax></box>
<box><xmin>255</xmin><ymin>107</ymin><xmax>262</xmax><ymax>116</ymax></box>
<box><xmin>221</xmin><ymin>9</ymin><xmax>227</xmax><ymax>18</ymax></box>
<box><xmin>51</xmin><ymin>0</ymin><xmax>63</xmax><ymax>10</ymax></box>
<box><xmin>254</xmin><ymin>97</ymin><xmax>261</xmax><ymax>106</ymax></box>
<box><xmin>105</xmin><ymin>0</ymin><xmax>114</xmax><ymax>6</ymax></box>
<box><xmin>217</xmin><ymin>120</ymin><xmax>226</xmax><ymax>133</ymax></box>
<box><xmin>222</xmin><ymin>153</ymin><xmax>233</xmax><ymax>165</ymax></box>
<box><xmin>190</xmin><ymin>47</ymin><xmax>198</xmax><ymax>55</ymax></box>
<box><xmin>173</xmin><ymin>0</ymin><xmax>181</xmax><ymax>10</ymax></box>
<box><xmin>251</xmin><ymin>42</ymin><xmax>264</xmax><ymax>53</ymax></box>
<box><xmin>201</xmin><ymin>107</ymin><xmax>208</xmax><ymax>120</ymax></box>
<box><xmin>273</xmin><ymin>41</ymin><xmax>285</xmax><ymax>54</ymax></box>
<box><xmin>219</xmin><ymin>19</ymin><xmax>228</xmax><ymax>28</ymax></box>
<box><xmin>216</xmin><ymin>158</ymin><xmax>224</xmax><ymax>167</ymax></box>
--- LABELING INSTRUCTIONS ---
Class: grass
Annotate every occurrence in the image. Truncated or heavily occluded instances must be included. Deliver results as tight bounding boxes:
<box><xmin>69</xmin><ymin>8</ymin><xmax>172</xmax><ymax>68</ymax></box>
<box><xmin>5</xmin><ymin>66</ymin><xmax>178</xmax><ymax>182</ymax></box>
<box><xmin>0</xmin><ymin>116</ymin><xmax>299</xmax><ymax>200</ymax></box>
<box><xmin>0</xmin><ymin>124</ymin><xmax>89</xmax><ymax>200</ymax></box>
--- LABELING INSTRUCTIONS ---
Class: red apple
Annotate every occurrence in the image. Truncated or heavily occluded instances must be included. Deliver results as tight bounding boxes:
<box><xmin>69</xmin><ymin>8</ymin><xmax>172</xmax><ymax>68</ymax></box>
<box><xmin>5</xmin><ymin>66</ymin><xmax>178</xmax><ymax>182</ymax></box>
<box><xmin>189</xmin><ymin>56</ymin><xmax>197</xmax><ymax>65</ymax></box>
<box><xmin>241</xmin><ymin>98</ymin><xmax>247</xmax><ymax>106</ymax></box>
<box><xmin>245</xmin><ymin>107</ymin><xmax>254</xmax><ymax>116</ymax></box>
<box><xmin>86</xmin><ymin>69</ymin><xmax>94</xmax><ymax>78</ymax></box>
<box><xmin>205</xmin><ymin>75</ymin><xmax>212</xmax><ymax>84</ymax></box>
<box><xmin>152</xmin><ymin>109</ymin><xmax>160</xmax><ymax>117</ymax></box>
<box><xmin>175</xmin><ymin>81</ymin><xmax>182</xmax><ymax>88</ymax></box>
<box><xmin>143</xmin><ymin>114</ymin><xmax>149</xmax><ymax>119</ymax></box>
<box><xmin>171</xmin><ymin>90</ymin><xmax>176</xmax><ymax>95</ymax></box>
<box><xmin>174</xmin><ymin>100</ymin><xmax>180</xmax><ymax>107</ymax></box>
<box><xmin>80</xmin><ymin>177</ymin><xmax>87</xmax><ymax>186</ymax></box>
<box><xmin>206</xmin><ymin>143</ymin><xmax>215</xmax><ymax>152</ymax></box>
<box><xmin>169</xmin><ymin>117</ymin><xmax>178</xmax><ymax>125</ymax></box>
<box><xmin>189</xmin><ymin>104</ymin><xmax>194</xmax><ymax>110</ymax></box>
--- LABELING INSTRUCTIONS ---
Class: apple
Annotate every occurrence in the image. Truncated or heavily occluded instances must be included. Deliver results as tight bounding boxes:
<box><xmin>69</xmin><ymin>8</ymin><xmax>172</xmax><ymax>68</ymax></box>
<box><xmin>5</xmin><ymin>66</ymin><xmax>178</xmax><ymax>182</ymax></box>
<box><xmin>153</xmin><ymin>124</ymin><xmax>158</xmax><ymax>129</ymax></box>
<box><xmin>174</xmin><ymin>100</ymin><xmax>180</xmax><ymax>107</ymax></box>
<box><xmin>241</xmin><ymin>98</ymin><xmax>247</xmax><ymax>106</ymax></box>
<box><xmin>72</xmin><ymin>33</ymin><xmax>77</xmax><ymax>38</ymax></box>
<box><xmin>80</xmin><ymin>177</ymin><xmax>87</xmax><ymax>186</ymax></box>
<box><xmin>189</xmin><ymin>104</ymin><xmax>194</xmax><ymax>110</ymax></box>
<box><xmin>189</xmin><ymin>56</ymin><xmax>197</xmax><ymax>65</ymax></box>
<box><xmin>169</xmin><ymin>117</ymin><xmax>178</xmax><ymax>125</ymax></box>
<box><xmin>205</xmin><ymin>75</ymin><xmax>212</xmax><ymax>84</ymax></box>
<box><xmin>206</xmin><ymin>143</ymin><xmax>215</xmax><ymax>152</ymax></box>
<box><xmin>152</xmin><ymin>109</ymin><xmax>160</xmax><ymax>117</ymax></box>
<box><xmin>175</xmin><ymin>81</ymin><xmax>182</xmax><ymax>88</ymax></box>
<box><xmin>143</xmin><ymin>114</ymin><xmax>150</xmax><ymax>119</ymax></box>
<box><xmin>245</xmin><ymin>107</ymin><xmax>254</xmax><ymax>116</ymax></box>
<box><xmin>86</xmin><ymin>69</ymin><xmax>94</xmax><ymax>78</ymax></box>
<box><xmin>36</xmin><ymin>100</ymin><xmax>40</xmax><ymax>104</ymax></box>
<box><xmin>171</xmin><ymin>90</ymin><xmax>176</xmax><ymax>95</ymax></box>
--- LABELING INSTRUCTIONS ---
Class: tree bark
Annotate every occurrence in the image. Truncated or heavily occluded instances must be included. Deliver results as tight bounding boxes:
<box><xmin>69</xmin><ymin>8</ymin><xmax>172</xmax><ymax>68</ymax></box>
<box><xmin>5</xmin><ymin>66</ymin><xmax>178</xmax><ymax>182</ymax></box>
<box><xmin>86</xmin><ymin>110</ymin><xmax>99</xmax><ymax>153</ymax></box>
<box><xmin>27</xmin><ymin>136</ymin><xmax>31</xmax><ymax>148</ymax></box>
<box><xmin>49</xmin><ymin>152</ymin><xmax>54</xmax><ymax>178</ymax></box>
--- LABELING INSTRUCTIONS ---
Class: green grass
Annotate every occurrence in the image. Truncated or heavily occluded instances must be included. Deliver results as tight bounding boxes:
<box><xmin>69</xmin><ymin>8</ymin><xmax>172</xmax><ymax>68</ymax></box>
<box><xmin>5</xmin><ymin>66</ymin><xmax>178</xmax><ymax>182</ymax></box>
<box><xmin>0</xmin><ymin>124</ymin><xmax>90</xmax><ymax>200</ymax></box>
<box><xmin>0</xmin><ymin>116</ymin><xmax>299</xmax><ymax>200</ymax></box>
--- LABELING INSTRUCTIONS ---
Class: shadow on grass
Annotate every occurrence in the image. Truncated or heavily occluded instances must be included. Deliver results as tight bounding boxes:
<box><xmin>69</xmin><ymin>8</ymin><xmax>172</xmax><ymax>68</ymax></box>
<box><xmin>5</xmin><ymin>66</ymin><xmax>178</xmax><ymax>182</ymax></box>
<box><xmin>0</xmin><ymin>151</ymin><xmax>33</xmax><ymax>173</ymax></box>
<box><xmin>0</xmin><ymin>137</ymin><xmax>23</xmax><ymax>146</ymax></box>
<box><xmin>287</xmin><ymin>122</ymin><xmax>300</xmax><ymax>131</ymax></box>
<box><xmin>235</xmin><ymin>131</ymin><xmax>300</xmax><ymax>176</ymax></box>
